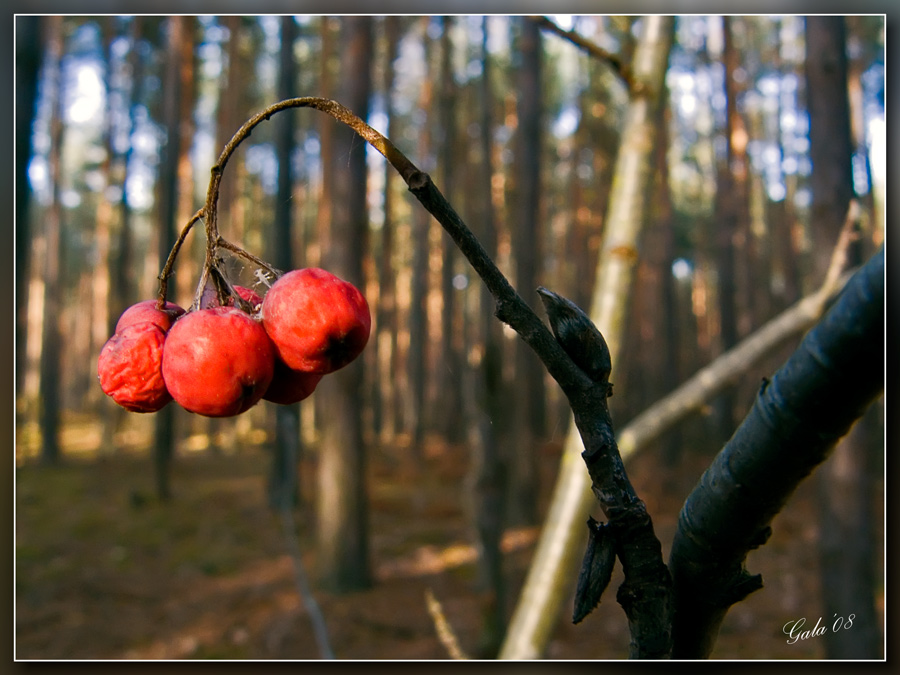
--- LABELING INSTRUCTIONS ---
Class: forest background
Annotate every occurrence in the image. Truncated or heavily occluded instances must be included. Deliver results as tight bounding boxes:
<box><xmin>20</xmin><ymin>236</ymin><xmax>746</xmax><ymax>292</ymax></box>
<box><xmin>14</xmin><ymin>14</ymin><xmax>885</xmax><ymax>660</ymax></box>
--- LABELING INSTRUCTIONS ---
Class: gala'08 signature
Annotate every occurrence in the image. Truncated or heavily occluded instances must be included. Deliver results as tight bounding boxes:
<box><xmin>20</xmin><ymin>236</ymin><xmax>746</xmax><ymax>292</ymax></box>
<box><xmin>783</xmin><ymin>614</ymin><xmax>856</xmax><ymax>644</ymax></box>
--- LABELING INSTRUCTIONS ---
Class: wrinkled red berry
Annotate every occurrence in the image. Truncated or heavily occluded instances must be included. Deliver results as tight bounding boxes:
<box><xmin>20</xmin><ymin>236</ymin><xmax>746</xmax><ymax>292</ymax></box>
<box><xmin>261</xmin><ymin>268</ymin><xmax>371</xmax><ymax>374</ymax></box>
<box><xmin>263</xmin><ymin>358</ymin><xmax>323</xmax><ymax>405</ymax></box>
<box><xmin>162</xmin><ymin>307</ymin><xmax>275</xmax><ymax>417</ymax></box>
<box><xmin>115</xmin><ymin>300</ymin><xmax>184</xmax><ymax>333</ymax></box>
<box><xmin>115</xmin><ymin>299</ymin><xmax>185</xmax><ymax>334</ymax></box>
<box><xmin>98</xmin><ymin>322</ymin><xmax>171</xmax><ymax>413</ymax></box>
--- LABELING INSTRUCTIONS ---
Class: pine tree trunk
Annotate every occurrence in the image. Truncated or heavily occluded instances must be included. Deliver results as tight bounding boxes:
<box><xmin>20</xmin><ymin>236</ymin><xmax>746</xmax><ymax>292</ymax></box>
<box><xmin>153</xmin><ymin>15</ymin><xmax>192</xmax><ymax>500</ymax></box>
<box><xmin>315</xmin><ymin>16</ymin><xmax>373</xmax><ymax>592</ymax></box>
<box><xmin>15</xmin><ymin>16</ymin><xmax>41</xmax><ymax>398</ymax></box>
<box><xmin>268</xmin><ymin>15</ymin><xmax>301</xmax><ymax>511</ymax></box>
<box><xmin>507</xmin><ymin>16</ymin><xmax>545</xmax><ymax>526</ymax></box>
<box><xmin>464</xmin><ymin>17</ymin><xmax>507</xmax><ymax>656</ymax></box>
<box><xmin>38</xmin><ymin>16</ymin><xmax>65</xmax><ymax>465</ymax></box>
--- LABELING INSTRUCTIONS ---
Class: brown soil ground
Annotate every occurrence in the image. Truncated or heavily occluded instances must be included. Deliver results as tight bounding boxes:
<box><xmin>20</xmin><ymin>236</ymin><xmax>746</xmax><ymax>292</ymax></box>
<box><xmin>14</xmin><ymin>422</ymin><xmax>884</xmax><ymax>661</ymax></box>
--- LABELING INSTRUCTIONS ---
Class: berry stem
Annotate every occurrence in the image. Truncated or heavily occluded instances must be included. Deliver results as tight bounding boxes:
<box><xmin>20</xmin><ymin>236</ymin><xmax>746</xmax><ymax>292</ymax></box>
<box><xmin>157</xmin><ymin>208</ymin><xmax>204</xmax><ymax>310</ymax></box>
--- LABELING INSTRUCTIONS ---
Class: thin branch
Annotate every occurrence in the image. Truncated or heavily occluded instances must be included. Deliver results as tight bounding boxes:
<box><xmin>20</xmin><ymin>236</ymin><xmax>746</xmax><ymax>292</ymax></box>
<box><xmin>530</xmin><ymin>16</ymin><xmax>634</xmax><ymax>91</ymax></box>
<box><xmin>279</xmin><ymin>505</ymin><xmax>335</xmax><ymax>659</ymax></box>
<box><xmin>537</xmin><ymin>288</ymin><xmax>672</xmax><ymax>656</ymax></box>
<box><xmin>156</xmin><ymin>207</ymin><xmax>203</xmax><ymax>307</ymax></box>
<box><xmin>425</xmin><ymin>589</ymin><xmax>469</xmax><ymax>660</ymax></box>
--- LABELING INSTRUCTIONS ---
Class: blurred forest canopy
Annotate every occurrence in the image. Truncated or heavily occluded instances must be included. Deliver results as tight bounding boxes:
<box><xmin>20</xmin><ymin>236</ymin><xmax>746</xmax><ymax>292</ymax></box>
<box><xmin>15</xmin><ymin>14</ymin><xmax>885</xmax><ymax>459</ymax></box>
<box><xmin>14</xmin><ymin>14</ymin><xmax>885</xmax><ymax>660</ymax></box>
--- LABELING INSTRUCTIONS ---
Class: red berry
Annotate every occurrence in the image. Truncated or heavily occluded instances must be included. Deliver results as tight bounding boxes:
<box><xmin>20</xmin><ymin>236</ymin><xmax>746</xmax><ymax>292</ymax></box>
<box><xmin>261</xmin><ymin>268</ymin><xmax>371</xmax><ymax>374</ymax></box>
<box><xmin>115</xmin><ymin>299</ymin><xmax>185</xmax><ymax>333</ymax></box>
<box><xmin>228</xmin><ymin>285</ymin><xmax>263</xmax><ymax>312</ymax></box>
<box><xmin>263</xmin><ymin>358</ymin><xmax>323</xmax><ymax>405</ymax></box>
<box><xmin>162</xmin><ymin>307</ymin><xmax>275</xmax><ymax>417</ymax></box>
<box><xmin>98</xmin><ymin>322</ymin><xmax>171</xmax><ymax>413</ymax></box>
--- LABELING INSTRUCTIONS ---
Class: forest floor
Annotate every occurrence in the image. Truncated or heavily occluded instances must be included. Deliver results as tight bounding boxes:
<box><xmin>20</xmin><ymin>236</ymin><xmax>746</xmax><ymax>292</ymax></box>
<box><xmin>15</xmin><ymin>415</ymin><xmax>884</xmax><ymax>661</ymax></box>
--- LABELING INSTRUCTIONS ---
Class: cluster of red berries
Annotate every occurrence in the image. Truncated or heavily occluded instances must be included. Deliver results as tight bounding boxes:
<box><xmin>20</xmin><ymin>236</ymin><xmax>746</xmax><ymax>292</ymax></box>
<box><xmin>98</xmin><ymin>268</ymin><xmax>371</xmax><ymax>417</ymax></box>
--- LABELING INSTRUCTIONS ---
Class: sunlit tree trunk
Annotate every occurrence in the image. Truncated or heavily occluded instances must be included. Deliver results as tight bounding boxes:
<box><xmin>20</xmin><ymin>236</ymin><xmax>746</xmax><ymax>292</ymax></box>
<box><xmin>315</xmin><ymin>16</ymin><xmax>373</xmax><ymax>592</ymax></box>
<box><xmin>374</xmin><ymin>16</ymin><xmax>401</xmax><ymax>443</ymax></box>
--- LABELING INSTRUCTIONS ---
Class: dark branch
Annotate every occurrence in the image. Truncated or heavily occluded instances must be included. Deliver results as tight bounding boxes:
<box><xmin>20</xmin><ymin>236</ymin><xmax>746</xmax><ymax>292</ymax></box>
<box><xmin>537</xmin><ymin>287</ymin><xmax>672</xmax><ymax>658</ymax></box>
<box><xmin>669</xmin><ymin>246</ymin><xmax>884</xmax><ymax>659</ymax></box>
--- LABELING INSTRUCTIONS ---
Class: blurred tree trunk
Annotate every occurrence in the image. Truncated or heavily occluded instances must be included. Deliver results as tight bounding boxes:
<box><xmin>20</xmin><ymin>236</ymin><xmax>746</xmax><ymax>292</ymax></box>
<box><xmin>463</xmin><ymin>16</ymin><xmax>506</xmax><ymax>657</ymax></box>
<box><xmin>38</xmin><ymin>16</ymin><xmax>65</xmax><ymax>465</ymax></box>
<box><xmin>406</xmin><ymin>19</ymin><xmax>434</xmax><ymax>459</ymax></box>
<box><xmin>314</xmin><ymin>16</ymin><xmax>336</xmax><ymax>270</ymax></box>
<box><xmin>101</xmin><ymin>17</ymin><xmax>144</xmax><ymax>455</ymax></box>
<box><xmin>712</xmin><ymin>16</ymin><xmax>751</xmax><ymax>443</ymax></box>
<box><xmin>154</xmin><ymin>16</ymin><xmax>193</xmax><ymax>500</ymax></box>
<box><xmin>15</xmin><ymin>16</ymin><xmax>41</xmax><ymax>398</ymax></box>
<box><xmin>315</xmin><ymin>16</ymin><xmax>373</xmax><ymax>592</ymax></box>
<box><xmin>374</xmin><ymin>16</ymin><xmax>401</xmax><ymax>443</ymax></box>
<box><xmin>769</xmin><ymin>17</ymin><xmax>801</xmax><ymax>314</ymax></box>
<box><xmin>437</xmin><ymin>16</ymin><xmax>465</xmax><ymax>444</ymax></box>
<box><xmin>805</xmin><ymin>15</ymin><xmax>881</xmax><ymax>659</ymax></box>
<box><xmin>507</xmin><ymin>16</ymin><xmax>545</xmax><ymax>526</ymax></box>
<box><xmin>206</xmin><ymin>16</ymin><xmax>248</xmax><ymax>455</ymax></box>
<box><xmin>110</xmin><ymin>17</ymin><xmax>142</xmax><ymax>327</ymax></box>
<box><xmin>90</xmin><ymin>17</ymin><xmax>118</xmax><ymax>411</ymax></box>
<box><xmin>500</xmin><ymin>15</ymin><xmax>675</xmax><ymax>659</ymax></box>
<box><xmin>652</xmin><ymin>95</ymin><xmax>684</xmax><ymax>470</ymax></box>
<box><xmin>618</xmin><ymin>90</ymin><xmax>675</xmax><ymax>434</ymax></box>
<box><xmin>311</xmin><ymin>17</ymin><xmax>336</xmax><ymax>444</ymax></box>
<box><xmin>214</xmin><ymin>16</ymin><xmax>245</xmax><ymax>245</ymax></box>
<box><xmin>268</xmin><ymin>15</ymin><xmax>301</xmax><ymax>511</ymax></box>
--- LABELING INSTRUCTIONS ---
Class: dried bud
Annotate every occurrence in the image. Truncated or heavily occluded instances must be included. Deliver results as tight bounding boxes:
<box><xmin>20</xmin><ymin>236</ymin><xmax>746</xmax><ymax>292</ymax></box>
<box><xmin>573</xmin><ymin>516</ymin><xmax>617</xmax><ymax>624</ymax></box>
<box><xmin>537</xmin><ymin>287</ymin><xmax>611</xmax><ymax>383</ymax></box>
